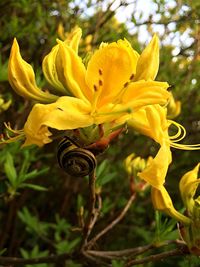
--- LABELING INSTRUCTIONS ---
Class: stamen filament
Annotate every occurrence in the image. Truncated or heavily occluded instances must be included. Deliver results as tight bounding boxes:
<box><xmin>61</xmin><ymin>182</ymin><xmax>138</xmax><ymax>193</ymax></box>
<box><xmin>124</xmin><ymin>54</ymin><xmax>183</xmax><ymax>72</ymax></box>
<box><xmin>168</xmin><ymin>120</ymin><xmax>186</xmax><ymax>141</ymax></box>
<box><xmin>96</xmin><ymin>107</ymin><xmax>132</xmax><ymax>117</ymax></box>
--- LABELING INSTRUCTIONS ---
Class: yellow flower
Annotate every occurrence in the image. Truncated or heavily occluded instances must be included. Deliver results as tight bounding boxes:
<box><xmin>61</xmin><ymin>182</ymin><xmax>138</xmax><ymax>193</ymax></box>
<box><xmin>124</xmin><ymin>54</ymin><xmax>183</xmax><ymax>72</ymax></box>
<box><xmin>124</xmin><ymin>153</ymin><xmax>151</xmax><ymax>193</ymax></box>
<box><xmin>8</xmin><ymin>39</ymin><xmax>58</xmax><ymax>104</ymax></box>
<box><xmin>7</xmin><ymin>27</ymin><xmax>170</xmax><ymax>146</ymax></box>
<box><xmin>125</xmin><ymin>153</ymin><xmax>147</xmax><ymax>175</ymax></box>
<box><xmin>150</xmin><ymin>163</ymin><xmax>200</xmax><ymax>224</ymax></box>
<box><xmin>128</xmin><ymin>104</ymin><xmax>194</xmax><ymax>149</ymax></box>
<box><xmin>179</xmin><ymin>163</ymin><xmax>200</xmax><ymax>214</ymax></box>
<box><xmin>131</xmin><ymin>104</ymin><xmax>200</xmax><ymax>188</ymax></box>
<box><xmin>151</xmin><ymin>164</ymin><xmax>200</xmax><ymax>255</ymax></box>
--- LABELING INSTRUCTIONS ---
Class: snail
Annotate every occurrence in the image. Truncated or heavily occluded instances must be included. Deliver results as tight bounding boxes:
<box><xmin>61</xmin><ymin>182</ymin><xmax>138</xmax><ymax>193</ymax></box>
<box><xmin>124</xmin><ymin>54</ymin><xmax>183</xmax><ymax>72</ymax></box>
<box><xmin>57</xmin><ymin>137</ymin><xmax>97</xmax><ymax>177</ymax></box>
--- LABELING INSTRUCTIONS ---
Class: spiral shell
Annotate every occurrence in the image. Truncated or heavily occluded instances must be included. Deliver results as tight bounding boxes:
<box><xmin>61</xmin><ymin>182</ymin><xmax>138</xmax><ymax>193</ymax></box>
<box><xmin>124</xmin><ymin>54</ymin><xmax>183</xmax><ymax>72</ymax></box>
<box><xmin>57</xmin><ymin>137</ymin><xmax>97</xmax><ymax>177</ymax></box>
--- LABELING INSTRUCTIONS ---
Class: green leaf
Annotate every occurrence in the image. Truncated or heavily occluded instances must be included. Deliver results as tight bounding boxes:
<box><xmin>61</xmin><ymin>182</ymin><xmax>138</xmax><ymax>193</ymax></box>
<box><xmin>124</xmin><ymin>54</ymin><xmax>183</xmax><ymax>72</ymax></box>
<box><xmin>4</xmin><ymin>152</ymin><xmax>17</xmax><ymax>187</ymax></box>
<box><xmin>0</xmin><ymin>248</ymin><xmax>7</xmax><ymax>256</ymax></box>
<box><xmin>55</xmin><ymin>238</ymin><xmax>80</xmax><ymax>254</ymax></box>
<box><xmin>22</xmin><ymin>167</ymin><xmax>49</xmax><ymax>181</ymax></box>
<box><xmin>19</xmin><ymin>183</ymin><xmax>48</xmax><ymax>191</ymax></box>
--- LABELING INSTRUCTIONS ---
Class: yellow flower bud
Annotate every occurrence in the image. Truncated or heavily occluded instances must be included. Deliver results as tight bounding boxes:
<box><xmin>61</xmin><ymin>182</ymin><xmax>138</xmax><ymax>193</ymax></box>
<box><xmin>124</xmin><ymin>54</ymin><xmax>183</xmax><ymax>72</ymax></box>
<box><xmin>134</xmin><ymin>34</ymin><xmax>159</xmax><ymax>81</ymax></box>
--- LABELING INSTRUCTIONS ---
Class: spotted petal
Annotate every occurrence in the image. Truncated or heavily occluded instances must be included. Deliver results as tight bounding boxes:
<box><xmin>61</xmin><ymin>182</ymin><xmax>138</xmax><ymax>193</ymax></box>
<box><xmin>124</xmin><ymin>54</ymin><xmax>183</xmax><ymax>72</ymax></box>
<box><xmin>86</xmin><ymin>40</ymin><xmax>139</xmax><ymax>107</ymax></box>
<box><xmin>122</xmin><ymin>80</ymin><xmax>170</xmax><ymax>111</ymax></box>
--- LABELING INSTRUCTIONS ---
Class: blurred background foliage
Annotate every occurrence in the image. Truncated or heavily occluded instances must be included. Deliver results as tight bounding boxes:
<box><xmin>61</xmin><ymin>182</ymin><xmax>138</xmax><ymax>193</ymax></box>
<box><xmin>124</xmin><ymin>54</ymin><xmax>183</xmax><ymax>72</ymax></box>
<box><xmin>0</xmin><ymin>0</ymin><xmax>199</xmax><ymax>266</ymax></box>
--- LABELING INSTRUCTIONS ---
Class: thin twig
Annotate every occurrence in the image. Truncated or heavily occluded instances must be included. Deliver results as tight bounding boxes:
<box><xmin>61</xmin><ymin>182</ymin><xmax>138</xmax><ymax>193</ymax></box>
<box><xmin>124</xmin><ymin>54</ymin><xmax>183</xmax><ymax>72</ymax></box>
<box><xmin>87</xmin><ymin>244</ymin><xmax>153</xmax><ymax>259</ymax></box>
<box><xmin>82</xmin><ymin>250</ymin><xmax>111</xmax><ymax>267</ymax></box>
<box><xmin>124</xmin><ymin>245</ymin><xmax>189</xmax><ymax>267</ymax></box>
<box><xmin>88</xmin><ymin>193</ymin><xmax>102</xmax><ymax>232</ymax></box>
<box><xmin>0</xmin><ymin>252</ymin><xmax>73</xmax><ymax>266</ymax></box>
<box><xmin>86</xmin><ymin>240</ymin><xmax>184</xmax><ymax>260</ymax></box>
<box><xmin>87</xmin><ymin>193</ymin><xmax>136</xmax><ymax>249</ymax></box>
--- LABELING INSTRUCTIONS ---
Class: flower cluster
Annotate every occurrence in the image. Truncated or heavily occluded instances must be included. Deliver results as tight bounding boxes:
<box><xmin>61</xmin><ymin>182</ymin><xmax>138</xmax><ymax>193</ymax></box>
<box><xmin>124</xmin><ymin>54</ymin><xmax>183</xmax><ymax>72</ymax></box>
<box><xmin>3</xmin><ymin>26</ymin><xmax>200</xmax><ymax>253</ymax></box>
<box><xmin>7</xmin><ymin>27</ymin><xmax>169</xmax><ymax>147</ymax></box>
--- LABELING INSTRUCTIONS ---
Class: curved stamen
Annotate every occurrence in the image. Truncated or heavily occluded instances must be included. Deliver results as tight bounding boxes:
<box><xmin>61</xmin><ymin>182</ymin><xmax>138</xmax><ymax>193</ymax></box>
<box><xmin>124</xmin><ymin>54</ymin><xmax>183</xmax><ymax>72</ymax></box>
<box><xmin>168</xmin><ymin>120</ymin><xmax>186</xmax><ymax>142</ymax></box>
<box><xmin>170</xmin><ymin>143</ymin><xmax>200</xmax><ymax>150</ymax></box>
<box><xmin>0</xmin><ymin>122</ymin><xmax>25</xmax><ymax>144</ymax></box>
<box><xmin>164</xmin><ymin>120</ymin><xmax>200</xmax><ymax>150</ymax></box>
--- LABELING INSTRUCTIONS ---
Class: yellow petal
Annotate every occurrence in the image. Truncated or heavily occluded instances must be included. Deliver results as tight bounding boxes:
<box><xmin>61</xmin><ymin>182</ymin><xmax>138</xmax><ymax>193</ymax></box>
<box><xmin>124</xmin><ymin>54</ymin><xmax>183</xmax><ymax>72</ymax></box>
<box><xmin>139</xmin><ymin>143</ymin><xmax>172</xmax><ymax>188</ymax></box>
<box><xmin>42</xmin><ymin>44</ymin><xmax>69</xmax><ymax>94</ymax></box>
<box><xmin>128</xmin><ymin>104</ymin><xmax>169</xmax><ymax>145</ymax></box>
<box><xmin>122</xmin><ymin>80</ymin><xmax>170</xmax><ymax>111</ymax></box>
<box><xmin>128</xmin><ymin>108</ymin><xmax>153</xmax><ymax>138</ymax></box>
<box><xmin>86</xmin><ymin>40</ymin><xmax>139</xmax><ymax>107</ymax></box>
<box><xmin>8</xmin><ymin>39</ymin><xmax>58</xmax><ymax>103</ymax></box>
<box><xmin>134</xmin><ymin>34</ymin><xmax>159</xmax><ymax>81</ymax></box>
<box><xmin>23</xmin><ymin>96</ymin><xmax>93</xmax><ymax>147</ymax></box>
<box><xmin>145</xmin><ymin>105</ymin><xmax>169</xmax><ymax>144</ymax></box>
<box><xmin>56</xmin><ymin>41</ymin><xmax>90</xmax><ymax>101</ymax></box>
<box><xmin>179</xmin><ymin>163</ymin><xmax>200</xmax><ymax>212</ymax></box>
<box><xmin>151</xmin><ymin>186</ymin><xmax>191</xmax><ymax>225</ymax></box>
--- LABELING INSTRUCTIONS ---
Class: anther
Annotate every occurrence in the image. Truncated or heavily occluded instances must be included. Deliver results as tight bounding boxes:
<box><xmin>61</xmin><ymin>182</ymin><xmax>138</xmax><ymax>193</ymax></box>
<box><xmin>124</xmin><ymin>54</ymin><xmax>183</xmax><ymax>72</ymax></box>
<box><xmin>99</xmin><ymin>69</ymin><xmax>103</xmax><ymax>75</ymax></box>
<box><xmin>130</xmin><ymin>74</ymin><xmax>134</xmax><ymax>80</ymax></box>
<box><xmin>124</xmin><ymin>82</ymin><xmax>129</xmax><ymax>88</ymax></box>
<box><xmin>99</xmin><ymin>80</ymin><xmax>103</xmax><ymax>86</ymax></box>
<box><xmin>93</xmin><ymin>85</ymin><xmax>98</xmax><ymax>91</ymax></box>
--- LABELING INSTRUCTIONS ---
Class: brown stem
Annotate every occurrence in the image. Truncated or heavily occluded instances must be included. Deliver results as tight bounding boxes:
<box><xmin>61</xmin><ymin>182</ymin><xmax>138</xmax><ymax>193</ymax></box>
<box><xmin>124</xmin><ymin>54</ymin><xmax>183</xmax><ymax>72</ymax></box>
<box><xmin>86</xmin><ymin>240</ymin><xmax>185</xmax><ymax>260</ymax></box>
<box><xmin>0</xmin><ymin>199</ymin><xmax>16</xmax><ymax>250</ymax></box>
<box><xmin>87</xmin><ymin>193</ymin><xmax>136</xmax><ymax>249</ymax></box>
<box><xmin>124</xmin><ymin>245</ymin><xmax>189</xmax><ymax>267</ymax></box>
<box><xmin>81</xmin><ymin>170</ymin><xmax>97</xmax><ymax>247</ymax></box>
<box><xmin>0</xmin><ymin>252</ymin><xmax>73</xmax><ymax>266</ymax></box>
<box><xmin>88</xmin><ymin>194</ymin><xmax>102</xmax><ymax>232</ymax></box>
<box><xmin>87</xmin><ymin>244</ymin><xmax>153</xmax><ymax>259</ymax></box>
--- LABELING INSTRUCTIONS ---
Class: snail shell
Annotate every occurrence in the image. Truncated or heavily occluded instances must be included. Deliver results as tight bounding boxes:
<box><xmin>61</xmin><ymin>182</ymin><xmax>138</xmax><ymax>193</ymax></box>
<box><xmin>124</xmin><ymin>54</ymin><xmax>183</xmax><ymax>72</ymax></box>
<box><xmin>57</xmin><ymin>137</ymin><xmax>97</xmax><ymax>177</ymax></box>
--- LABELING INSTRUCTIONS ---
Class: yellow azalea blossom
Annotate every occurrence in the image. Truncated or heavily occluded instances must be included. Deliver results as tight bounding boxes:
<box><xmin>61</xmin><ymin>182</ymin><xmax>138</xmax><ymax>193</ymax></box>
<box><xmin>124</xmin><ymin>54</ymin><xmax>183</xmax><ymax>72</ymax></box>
<box><xmin>7</xmin><ymin>27</ymin><xmax>170</xmax><ymax>146</ymax></box>
<box><xmin>8</xmin><ymin>39</ymin><xmax>58</xmax><ymax>104</ymax></box>
<box><xmin>151</xmin><ymin>163</ymin><xmax>200</xmax><ymax>222</ymax></box>
<box><xmin>125</xmin><ymin>153</ymin><xmax>147</xmax><ymax>175</ymax></box>
<box><xmin>151</xmin><ymin>164</ymin><xmax>200</xmax><ymax>255</ymax></box>
<box><xmin>124</xmin><ymin>153</ymin><xmax>151</xmax><ymax>193</ymax></box>
<box><xmin>179</xmin><ymin>163</ymin><xmax>200</xmax><ymax>214</ymax></box>
<box><xmin>128</xmin><ymin>104</ymin><xmax>199</xmax><ymax>149</ymax></box>
<box><xmin>131</xmin><ymin>104</ymin><xmax>200</xmax><ymax>188</ymax></box>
